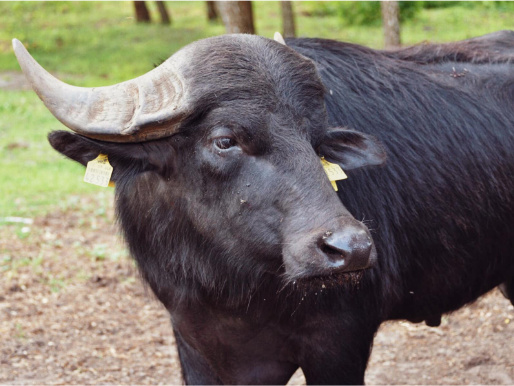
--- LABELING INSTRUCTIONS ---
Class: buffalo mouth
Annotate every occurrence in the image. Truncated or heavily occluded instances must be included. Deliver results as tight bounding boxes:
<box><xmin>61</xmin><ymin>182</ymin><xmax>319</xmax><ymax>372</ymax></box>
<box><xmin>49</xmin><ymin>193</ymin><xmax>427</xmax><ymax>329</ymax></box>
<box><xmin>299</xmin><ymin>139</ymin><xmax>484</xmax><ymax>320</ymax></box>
<box><xmin>292</xmin><ymin>269</ymin><xmax>366</xmax><ymax>291</ymax></box>
<box><xmin>290</xmin><ymin>243</ymin><xmax>376</xmax><ymax>285</ymax></box>
<box><xmin>282</xmin><ymin>222</ymin><xmax>377</xmax><ymax>282</ymax></box>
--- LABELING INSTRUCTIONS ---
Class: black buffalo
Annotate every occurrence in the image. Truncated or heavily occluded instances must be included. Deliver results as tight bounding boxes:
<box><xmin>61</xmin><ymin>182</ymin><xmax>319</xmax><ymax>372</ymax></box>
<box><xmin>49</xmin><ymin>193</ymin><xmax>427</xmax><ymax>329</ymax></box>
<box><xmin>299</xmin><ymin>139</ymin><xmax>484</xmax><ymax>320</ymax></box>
<box><xmin>13</xmin><ymin>30</ymin><xmax>514</xmax><ymax>384</ymax></box>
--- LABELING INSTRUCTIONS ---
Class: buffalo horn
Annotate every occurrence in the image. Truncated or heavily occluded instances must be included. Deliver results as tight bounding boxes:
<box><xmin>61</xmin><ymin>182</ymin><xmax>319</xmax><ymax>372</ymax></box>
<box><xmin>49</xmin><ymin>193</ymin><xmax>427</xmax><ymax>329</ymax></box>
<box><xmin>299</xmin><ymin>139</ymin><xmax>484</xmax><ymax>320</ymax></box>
<box><xmin>274</xmin><ymin>32</ymin><xmax>287</xmax><ymax>46</ymax></box>
<box><xmin>12</xmin><ymin>39</ymin><xmax>189</xmax><ymax>142</ymax></box>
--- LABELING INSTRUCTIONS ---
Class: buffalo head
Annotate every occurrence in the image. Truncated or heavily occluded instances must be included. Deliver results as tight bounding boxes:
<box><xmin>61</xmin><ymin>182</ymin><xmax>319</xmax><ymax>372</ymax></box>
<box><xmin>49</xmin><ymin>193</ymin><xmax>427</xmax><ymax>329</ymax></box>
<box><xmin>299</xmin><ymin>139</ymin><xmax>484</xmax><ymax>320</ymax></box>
<box><xmin>13</xmin><ymin>35</ymin><xmax>385</xmax><ymax>290</ymax></box>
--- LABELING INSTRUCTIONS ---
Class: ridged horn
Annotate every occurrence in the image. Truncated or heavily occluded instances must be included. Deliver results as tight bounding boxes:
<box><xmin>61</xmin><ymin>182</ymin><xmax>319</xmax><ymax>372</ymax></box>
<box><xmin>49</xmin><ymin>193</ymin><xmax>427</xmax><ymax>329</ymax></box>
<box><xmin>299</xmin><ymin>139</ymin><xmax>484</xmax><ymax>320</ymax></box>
<box><xmin>12</xmin><ymin>39</ymin><xmax>189</xmax><ymax>142</ymax></box>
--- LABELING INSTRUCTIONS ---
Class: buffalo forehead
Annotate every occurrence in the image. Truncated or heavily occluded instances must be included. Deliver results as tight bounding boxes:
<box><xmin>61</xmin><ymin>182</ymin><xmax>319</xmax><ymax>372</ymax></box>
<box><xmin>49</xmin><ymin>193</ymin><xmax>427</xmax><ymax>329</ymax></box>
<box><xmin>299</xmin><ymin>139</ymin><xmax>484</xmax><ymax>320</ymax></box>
<box><xmin>177</xmin><ymin>35</ymin><xmax>325</xmax><ymax>114</ymax></box>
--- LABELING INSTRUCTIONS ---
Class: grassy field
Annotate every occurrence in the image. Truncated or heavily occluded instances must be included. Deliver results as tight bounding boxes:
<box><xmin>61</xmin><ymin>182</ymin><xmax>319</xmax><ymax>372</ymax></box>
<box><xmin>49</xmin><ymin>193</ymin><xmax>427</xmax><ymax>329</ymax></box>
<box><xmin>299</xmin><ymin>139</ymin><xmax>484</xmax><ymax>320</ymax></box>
<box><xmin>0</xmin><ymin>1</ymin><xmax>512</xmax><ymax>218</ymax></box>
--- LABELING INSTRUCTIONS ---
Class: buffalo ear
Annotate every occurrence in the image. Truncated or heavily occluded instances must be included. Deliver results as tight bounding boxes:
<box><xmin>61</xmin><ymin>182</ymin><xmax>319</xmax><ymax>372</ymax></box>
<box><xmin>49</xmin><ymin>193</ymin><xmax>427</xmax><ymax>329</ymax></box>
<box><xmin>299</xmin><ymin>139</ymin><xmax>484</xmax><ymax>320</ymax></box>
<box><xmin>48</xmin><ymin>130</ymin><xmax>174</xmax><ymax>181</ymax></box>
<box><xmin>318</xmin><ymin>127</ymin><xmax>386</xmax><ymax>170</ymax></box>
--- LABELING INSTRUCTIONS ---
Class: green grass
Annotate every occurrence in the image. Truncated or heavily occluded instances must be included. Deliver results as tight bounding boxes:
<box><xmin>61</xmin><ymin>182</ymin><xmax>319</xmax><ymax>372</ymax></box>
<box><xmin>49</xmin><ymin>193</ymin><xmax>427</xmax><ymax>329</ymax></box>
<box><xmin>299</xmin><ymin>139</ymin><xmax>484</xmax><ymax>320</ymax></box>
<box><xmin>0</xmin><ymin>90</ymin><xmax>103</xmax><ymax>217</ymax></box>
<box><xmin>1</xmin><ymin>2</ymin><xmax>512</xmax><ymax>84</ymax></box>
<box><xmin>0</xmin><ymin>2</ymin><xmax>227</xmax><ymax>86</ymax></box>
<box><xmin>400</xmin><ymin>5</ymin><xmax>514</xmax><ymax>45</ymax></box>
<box><xmin>0</xmin><ymin>1</ymin><xmax>512</xmax><ymax>217</ymax></box>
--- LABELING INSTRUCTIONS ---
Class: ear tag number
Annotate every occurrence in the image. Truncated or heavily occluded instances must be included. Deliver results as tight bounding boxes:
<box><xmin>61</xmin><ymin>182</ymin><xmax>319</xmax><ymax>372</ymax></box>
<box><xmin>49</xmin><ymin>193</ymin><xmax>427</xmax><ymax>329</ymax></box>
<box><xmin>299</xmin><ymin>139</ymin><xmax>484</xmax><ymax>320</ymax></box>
<box><xmin>321</xmin><ymin>157</ymin><xmax>347</xmax><ymax>191</ymax></box>
<box><xmin>84</xmin><ymin>154</ymin><xmax>114</xmax><ymax>188</ymax></box>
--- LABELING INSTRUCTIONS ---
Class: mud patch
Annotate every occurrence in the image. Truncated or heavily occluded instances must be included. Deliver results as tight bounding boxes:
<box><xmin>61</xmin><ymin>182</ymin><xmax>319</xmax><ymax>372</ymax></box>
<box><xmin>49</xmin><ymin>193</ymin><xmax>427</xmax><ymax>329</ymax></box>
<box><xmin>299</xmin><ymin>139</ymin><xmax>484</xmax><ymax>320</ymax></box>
<box><xmin>1</xmin><ymin>197</ymin><xmax>512</xmax><ymax>384</ymax></box>
<box><xmin>0</xmin><ymin>71</ymin><xmax>30</xmax><ymax>91</ymax></box>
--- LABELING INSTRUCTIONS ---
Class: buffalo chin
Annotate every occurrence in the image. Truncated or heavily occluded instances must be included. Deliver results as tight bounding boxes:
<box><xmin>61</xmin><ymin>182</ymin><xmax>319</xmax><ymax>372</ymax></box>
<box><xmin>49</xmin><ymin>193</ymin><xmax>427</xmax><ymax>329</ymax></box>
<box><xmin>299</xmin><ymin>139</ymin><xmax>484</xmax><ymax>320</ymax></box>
<box><xmin>290</xmin><ymin>270</ymin><xmax>366</xmax><ymax>293</ymax></box>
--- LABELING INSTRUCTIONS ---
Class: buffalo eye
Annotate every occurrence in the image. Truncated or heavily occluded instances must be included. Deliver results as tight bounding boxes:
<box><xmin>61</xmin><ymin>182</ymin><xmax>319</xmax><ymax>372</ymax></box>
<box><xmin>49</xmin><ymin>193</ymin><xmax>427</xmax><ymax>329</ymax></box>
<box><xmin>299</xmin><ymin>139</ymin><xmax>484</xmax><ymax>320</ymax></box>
<box><xmin>213</xmin><ymin>137</ymin><xmax>237</xmax><ymax>151</ymax></box>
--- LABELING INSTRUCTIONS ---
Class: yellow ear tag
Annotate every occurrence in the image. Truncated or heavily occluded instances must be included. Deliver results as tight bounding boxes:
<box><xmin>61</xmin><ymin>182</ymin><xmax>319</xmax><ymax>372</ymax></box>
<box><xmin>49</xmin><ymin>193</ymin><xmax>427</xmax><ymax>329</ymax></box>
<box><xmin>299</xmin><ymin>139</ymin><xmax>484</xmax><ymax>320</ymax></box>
<box><xmin>321</xmin><ymin>157</ymin><xmax>347</xmax><ymax>191</ymax></box>
<box><xmin>84</xmin><ymin>154</ymin><xmax>114</xmax><ymax>188</ymax></box>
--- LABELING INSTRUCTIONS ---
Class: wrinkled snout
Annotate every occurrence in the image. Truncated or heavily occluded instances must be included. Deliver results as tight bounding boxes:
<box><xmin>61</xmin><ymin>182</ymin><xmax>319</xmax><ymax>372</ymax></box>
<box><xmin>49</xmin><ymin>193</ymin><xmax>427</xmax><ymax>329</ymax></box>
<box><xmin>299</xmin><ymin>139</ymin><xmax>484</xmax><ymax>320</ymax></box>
<box><xmin>283</xmin><ymin>219</ymin><xmax>377</xmax><ymax>280</ymax></box>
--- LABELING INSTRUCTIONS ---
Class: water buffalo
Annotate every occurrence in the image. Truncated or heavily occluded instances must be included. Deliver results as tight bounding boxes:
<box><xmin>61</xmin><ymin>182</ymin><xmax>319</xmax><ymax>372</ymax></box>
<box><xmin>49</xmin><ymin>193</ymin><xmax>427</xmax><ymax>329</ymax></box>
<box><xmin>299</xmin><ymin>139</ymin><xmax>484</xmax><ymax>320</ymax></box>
<box><xmin>13</xmin><ymin>30</ymin><xmax>514</xmax><ymax>384</ymax></box>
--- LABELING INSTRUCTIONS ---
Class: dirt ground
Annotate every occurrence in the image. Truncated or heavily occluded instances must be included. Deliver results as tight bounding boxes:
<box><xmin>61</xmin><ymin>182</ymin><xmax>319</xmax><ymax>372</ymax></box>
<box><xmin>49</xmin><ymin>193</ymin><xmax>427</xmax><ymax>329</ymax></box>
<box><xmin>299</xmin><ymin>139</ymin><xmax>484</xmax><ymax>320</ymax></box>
<box><xmin>1</xmin><ymin>196</ymin><xmax>513</xmax><ymax>385</ymax></box>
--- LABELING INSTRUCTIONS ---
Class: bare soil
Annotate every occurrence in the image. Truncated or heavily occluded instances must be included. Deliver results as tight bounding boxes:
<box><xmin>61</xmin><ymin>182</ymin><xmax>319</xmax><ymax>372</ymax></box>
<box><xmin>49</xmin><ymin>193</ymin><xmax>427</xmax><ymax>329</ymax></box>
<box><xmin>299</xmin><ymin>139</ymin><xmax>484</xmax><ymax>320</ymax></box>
<box><xmin>1</xmin><ymin>197</ymin><xmax>513</xmax><ymax>385</ymax></box>
<box><xmin>0</xmin><ymin>71</ymin><xmax>30</xmax><ymax>91</ymax></box>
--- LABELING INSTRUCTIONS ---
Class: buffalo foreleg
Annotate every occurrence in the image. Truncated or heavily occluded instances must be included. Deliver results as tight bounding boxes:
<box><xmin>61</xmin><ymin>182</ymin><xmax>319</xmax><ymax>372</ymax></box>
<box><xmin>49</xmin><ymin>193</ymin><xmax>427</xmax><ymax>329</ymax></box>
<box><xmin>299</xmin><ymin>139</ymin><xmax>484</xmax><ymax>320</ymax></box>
<box><xmin>499</xmin><ymin>279</ymin><xmax>514</xmax><ymax>307</ymax></box>
<box><xmin>173</xmin><ymin>328</ymin><xmax>222</xmax><ymax>385</ymax></box>
<box><xmin>297</xmin><ymin>315</ymin><xmax>379</xmax><ymax>385</ymax></box>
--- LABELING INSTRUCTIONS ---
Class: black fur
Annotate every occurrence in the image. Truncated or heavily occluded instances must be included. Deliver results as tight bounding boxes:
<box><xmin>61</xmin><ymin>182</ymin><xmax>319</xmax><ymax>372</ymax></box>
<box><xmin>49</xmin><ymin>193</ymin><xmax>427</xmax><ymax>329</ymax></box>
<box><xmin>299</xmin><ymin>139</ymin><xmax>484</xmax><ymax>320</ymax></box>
<box><xmin>47</xmin><ymin>32</ymin><xmax>514</xmax><ymax>384</ymax></box>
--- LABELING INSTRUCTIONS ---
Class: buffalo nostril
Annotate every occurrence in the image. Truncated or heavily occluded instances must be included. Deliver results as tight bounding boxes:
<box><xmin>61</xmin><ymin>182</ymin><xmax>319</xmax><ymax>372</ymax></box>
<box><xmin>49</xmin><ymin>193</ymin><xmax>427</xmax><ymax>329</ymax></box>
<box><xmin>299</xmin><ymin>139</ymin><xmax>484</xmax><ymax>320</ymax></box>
<box><xmin>320</xmin><ymin>239</ymin><xmax>347</xmax><ymax>264</ymax></box>
<box><xmin>320</xmin><ymin>227</ymin><xmax>373</xmax><ymax>271</ymax></box>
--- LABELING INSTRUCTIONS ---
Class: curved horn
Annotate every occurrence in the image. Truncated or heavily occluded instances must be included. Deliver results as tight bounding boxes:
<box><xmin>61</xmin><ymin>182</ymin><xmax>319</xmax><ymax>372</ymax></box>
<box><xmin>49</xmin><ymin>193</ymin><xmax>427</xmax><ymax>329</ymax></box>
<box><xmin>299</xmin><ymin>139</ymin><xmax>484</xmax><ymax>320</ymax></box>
<box><xmin>12</xmin><ymin>39</ymin><xmax>189</xmax><ymax>142</ymax></box>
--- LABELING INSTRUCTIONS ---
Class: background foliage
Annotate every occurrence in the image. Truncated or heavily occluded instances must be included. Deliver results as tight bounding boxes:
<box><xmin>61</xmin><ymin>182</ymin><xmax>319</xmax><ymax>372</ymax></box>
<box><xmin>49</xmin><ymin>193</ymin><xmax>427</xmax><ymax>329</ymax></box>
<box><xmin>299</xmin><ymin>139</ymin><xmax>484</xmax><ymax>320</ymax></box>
<box><xmin>307</xmin><ymin>1</ymin><xmax>514</xmax><ymax>26</ymax></box>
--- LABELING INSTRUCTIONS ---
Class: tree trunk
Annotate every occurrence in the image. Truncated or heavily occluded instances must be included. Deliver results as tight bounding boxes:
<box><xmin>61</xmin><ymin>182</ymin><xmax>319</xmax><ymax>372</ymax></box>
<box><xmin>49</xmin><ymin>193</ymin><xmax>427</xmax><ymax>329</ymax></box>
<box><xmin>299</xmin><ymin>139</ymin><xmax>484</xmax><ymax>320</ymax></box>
<box><xmin>280</xmin><ymin>1</ymin><xmax>296</xmax><ymax>38</ymax></box>
<box><xmin>206</xmin><ymin>1</ymin><xmax>218</xmax><ymax>21</ymax></box>
<box><xmin>216</xmin><ymin>1</ymin><xmax>255</xmax><ymax>34</ymax></box>
<box><xmin>134</xmin><ymin>1</ymin><xmax>151</xmax><ymax>23</ymax></box>
<box><xmin>381</xmin><ymin>1</ymin><xmax>401</xmax><ymax>49</ymax></box>
<box><xmin>155</xmin><ymin>1</ymin><xmax>171</xmax><ymax>25</ymax></box>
